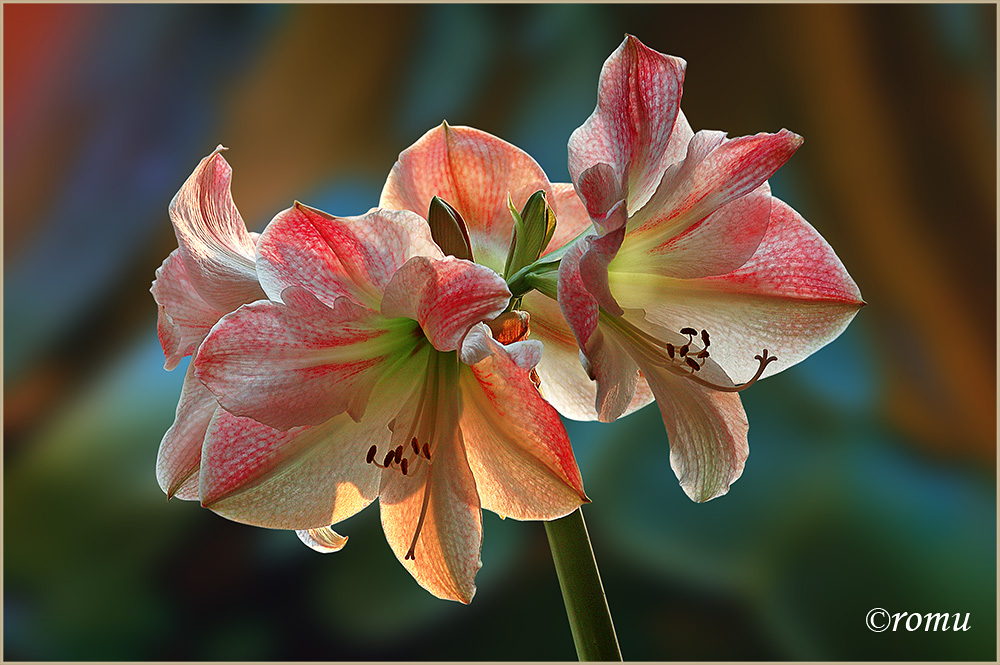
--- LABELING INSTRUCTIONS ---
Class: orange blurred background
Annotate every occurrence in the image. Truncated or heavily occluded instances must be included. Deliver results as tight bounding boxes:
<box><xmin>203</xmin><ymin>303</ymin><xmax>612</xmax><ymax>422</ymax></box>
<box><xmin>4</xmin><ymin>4</ymin><xmax>995</xmax><ymax>661</ymax></box>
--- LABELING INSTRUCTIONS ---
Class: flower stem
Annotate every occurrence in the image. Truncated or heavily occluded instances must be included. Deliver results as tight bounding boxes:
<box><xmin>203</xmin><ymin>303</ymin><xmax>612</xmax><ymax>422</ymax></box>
<box><xmin>545</xmin><ymin>507</ymin><xmax>622</xmax><ymax>661</ymax></box>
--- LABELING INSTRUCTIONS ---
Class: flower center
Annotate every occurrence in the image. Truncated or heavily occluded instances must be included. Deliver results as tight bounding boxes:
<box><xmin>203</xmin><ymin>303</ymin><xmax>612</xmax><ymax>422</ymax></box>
<box><xmin>606</xmin><ymin>315</ymin><xmax>777</xmax><ymax>392</ymax></box>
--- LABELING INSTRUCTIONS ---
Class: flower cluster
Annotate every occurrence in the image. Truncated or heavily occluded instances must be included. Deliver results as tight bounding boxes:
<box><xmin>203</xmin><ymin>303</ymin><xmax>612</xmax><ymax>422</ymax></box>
<box><xmin>152</xmin><ymin>36</ymin><xmax>862</xmax><ymax>602</ymax></box>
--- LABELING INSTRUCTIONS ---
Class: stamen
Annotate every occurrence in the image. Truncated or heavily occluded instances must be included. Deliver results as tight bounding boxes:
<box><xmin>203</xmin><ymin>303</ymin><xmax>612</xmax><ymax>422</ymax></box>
<box><xmin>366</xmin><ymin>445</ymin><xmax>377</xmax><ymax>464</ymax></box>
<box><xmin>685</xmin><ymin>357</ymin><xmax>701</xmax><ymax>372</ymax></box>
<box><xmin>678</xmin><ymin>344</ymin><xmax>689</xmax><ymax>357</ymax></box>
<box><xmin>701</xmin><ymin>329</ymin><xmax>711</xmax><ymax>348</ymax></box>
<box><xmin>680</xmin><ymin>327</ymin><xmax>698</xmax><ymax>337</ymax></box>
<box><xmin>401</xmin><ymin>458</ymin><xmax>409</xmax><ymax>476</ymax></box>
<box><xmin>666</xmin><ymin>343</ymin><xmax>675</xmax><ymax>359</ymax></box>
<box><xmin>405</xmin><ymin>480</ymin><xmax>433</xmax><ymax>561</ymax></box>
<box><xmin>383</xmin><ymin>450</ymin><xmax>395</xmax><ymax>467</ymax></box>
<box><xmin>394</xmin><ymin>446</ymin><xmax>403</xmax><ymax>465</ymax></box>
<box><xmin>411</xmin><ymin>438</ymin><xmax>420</xmax><ymax>455</ymax></box>
<box><xmin>422</xmin><ymin>442</ymin><xmax>431</xmax><ymax>460</ymax></box>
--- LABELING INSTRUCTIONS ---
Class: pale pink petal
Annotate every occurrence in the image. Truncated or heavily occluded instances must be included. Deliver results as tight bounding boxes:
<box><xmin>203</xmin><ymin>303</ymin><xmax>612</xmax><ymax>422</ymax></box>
<box><xmin>459</xmin><ymin>333</ymin><xmax>587</xmax><ymax>520</ymax></box>
<box><xmin>545</xmin><ymin>183</ymin><xmax>594</xmax><ymax>255</ymax></box>
<box><xmin>168</xmin><ymin>146</ymin><xmax>264</xmax><ymax>311</ymax></box>
<box><xmin>199</xmin><ymin>403</ymin><xmax>392</xmax><ymax>529</ymax></box>
<box><xmin>617</xmin><ymin>184</ymin><xmax>772</xmax><ymax>279</ymax></box>
<box><xmin>568</xmin><ymin>35</ymin><xmax>688</xmax><ymax>212</ymax></box>
<box><xmin>156</xmin><ymin>364</ymin><xmax>218</xmax><ymax>500</ymax></box>
<box><xmin>458</xmin><ymin>323</ymin><xmax>542</xmax><ymax>369</ymax></box>
<box><xmin>195</xmin><ymin>287</ymin><xmax>414</xmax><ymax>430</ymax></box>
<box><xmin>579</xmin><ymin>227</ymin><xmax>626</xmax><ymax>317</ymax></box>
<box><xmin>296</xmin><ymin>527</ymin><xmax>348</xmax><ymax>553</ymax></box>
<box><xmin>378</xmin><ymin>381</ymin><xmax>482</xmax><ymax>604</ymax></box>
<box><xmin>629</xmin><ymin>129</ymin><xmax>803</xmax><ymax>241</ymax></box>
<box><xmin>556</xmin><ymin>239</ymin><xmax>600</xmax><ymax>346</ymax></box>
<box><xmin>257</xmin><ymin>204</ymin><xmax>442</xmax><ymax>311</ymax></box>
<box><xmin>381</xmin><ymin>256</ymin><xmax>510</xmax><ymax>352</ymax></box>
<box><xmin>380</xmin><ymin>123</ymin><xmax>553</xmax><ymax>273</ymax></box>
<box><xmin>151</xmin><ymin>250</ymin><xmax>227</xmax><ymax>370</ymax></box>
<box><xmin>610</xmin><ymin>198</ymin><xmax>864</xmax><ymax>383</ymax></box>
<box><xmin>639</xmin><ymin>358</ymin><xmax>749</xmax><ymax>502</ymax></box>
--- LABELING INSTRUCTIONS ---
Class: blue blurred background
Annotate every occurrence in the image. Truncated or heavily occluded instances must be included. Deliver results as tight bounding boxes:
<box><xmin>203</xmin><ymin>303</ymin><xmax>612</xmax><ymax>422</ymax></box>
<box><xmin>4</xmin><ymin>4</ymin><xmax>995</xmax><ymax>661</ymax></box>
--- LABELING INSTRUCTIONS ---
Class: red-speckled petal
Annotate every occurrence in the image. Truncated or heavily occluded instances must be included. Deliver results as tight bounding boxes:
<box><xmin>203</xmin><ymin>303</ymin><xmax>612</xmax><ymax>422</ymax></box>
<box><xmin>380</xmin><ymin>123</ymin><xmax>553</xmax><ymax>274</ymax></box>
<box><xmin>151</xmin><ymin>249</ymin><xmax>228</xmax><ymax>370</ymax></box>
<box><xmin>156</xmin><ymin>363</ymin><xmax>218</xmax><ymax>500</ymax></box>
<box><xmin>381</xmin><ymin>256</ymin><xmax>510</xmax><ymax>352</ymax></box>
<box><xmin>568</xmin><ymin>35</ymin><xmax>688</xmax><ymax>212</ymax></box>
<box><xmin>195</xmin><ymin>287</ymin><xmax>416</xmax><ymax>430</ymax></box>
<box><xmin>459</xmin><ymin>334</ymin><xmax>587</xmax><ymax>520</ymax></box>
<box><xmin>199</xmin><ymin>403</ymin><xmax>391</xmax><ymax>529</ymax></box>
<box><xmin>257</xmin><ymin>204</ymin><xmax>442</xmax><ymax>311</ymax></box>
<box><xmin>545</xmin><ymin>183</ymin><xmax>594</xmax><ymax>255</ymax></box>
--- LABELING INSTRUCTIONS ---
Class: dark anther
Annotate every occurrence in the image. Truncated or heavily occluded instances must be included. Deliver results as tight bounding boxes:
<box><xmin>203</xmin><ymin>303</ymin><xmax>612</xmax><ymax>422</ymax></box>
<box><xmin>666</xmin><ymin>343</ymin><xmax>675</xmax><ymax>359</ymax></box>
<box><xmin>401</xmin><ymin>459</ymin><xmax>409</xmax><ymax>476</ymax></box>
<box><xmin>680</xmin><ymin>327</ymin><xmax>697</xmax><ymax>336</ymax></box>
<box><xmin>701</xmin><ymin>329</ymin><xmax>711</xmax><ymax>348</ymax></box>
<box><xmin>696</xmin><ymin>349</ymin><xmax>710</xmax><ymax>358</ymax></box>
<box><xmin>679</xmin><ymin>344</ymin><xmax>689</xmax><ymax>357</ymax></box>
<box><xmin>405</xmin><ymin>550</ymin><xmax>415</xmax><ymax>561</ymax></box>
<box><xmin>394</xmin><ymin>446</ymin><xmax>403</xmax><ymax>464</ymax></box>
<box><xmin>685</xmin><ymin>357</ymin><xmax>701</xmax><ymax>371</ymax></box>
<box><xmin>383</xmin><ymin>450</ymin><xmax>395</xmax><ymax>467</ymax></box>
<box><xmin>411</xmin><ymin>438</ymin><xmax>420</xmax><ymax>455</ymax></box>
<box><xmin>422</xmin><ymin>443</ymin><xmax>431</xmax><ymax>460</ymax></box>
<box><xmin>366</xmin><ymin>445</ymin><xmax>377</xmax><ymax>464</ymax></box>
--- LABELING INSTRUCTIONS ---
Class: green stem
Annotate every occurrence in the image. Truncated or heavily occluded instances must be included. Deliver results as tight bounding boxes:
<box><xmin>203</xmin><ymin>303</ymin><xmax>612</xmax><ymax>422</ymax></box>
<box><xmin>545</xmin><ymin>507</ymin><xmax>622</xmax><ymax>661</ymax></box>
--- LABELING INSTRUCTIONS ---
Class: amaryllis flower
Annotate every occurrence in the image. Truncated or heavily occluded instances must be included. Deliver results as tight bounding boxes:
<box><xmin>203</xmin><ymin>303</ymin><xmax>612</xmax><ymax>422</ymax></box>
<box><xmin>380</xmin><ymin>122</ymin><xmax>614</xmax><ymax>421</ymax></box>
<box><xmin>555</xmin><ymin>35</ymin><xmax>864</xmax><ymax>501</ymax></box>
<box><xmin>192</xmin><ymin>203</ymin><xmax>587</xmax><ymax>602</ymax></box>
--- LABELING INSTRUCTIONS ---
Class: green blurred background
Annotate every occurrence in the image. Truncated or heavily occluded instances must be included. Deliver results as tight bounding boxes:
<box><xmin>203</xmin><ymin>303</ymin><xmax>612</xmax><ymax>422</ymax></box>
<box><xmin>4</xmin><ymin>3</ymin><xmax>995</xmax><ymax>661</ymax></box>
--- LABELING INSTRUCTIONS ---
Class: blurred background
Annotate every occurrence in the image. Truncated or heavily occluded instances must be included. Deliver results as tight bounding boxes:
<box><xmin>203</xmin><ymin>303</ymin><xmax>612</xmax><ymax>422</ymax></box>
<box><xmin>4</xmin><ymin>3</ymin><xmax>995</xmax><ymax>661</ymax></box>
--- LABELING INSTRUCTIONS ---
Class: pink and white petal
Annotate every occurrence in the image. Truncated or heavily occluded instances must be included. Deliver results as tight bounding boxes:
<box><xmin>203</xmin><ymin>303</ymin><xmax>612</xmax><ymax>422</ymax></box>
<box><xmin>557</xmin><ymin>239</ymin><xmax>601</xmax><ymax>347</ymax></box>
<box><xmin>459</xmin><ymin>335</ymin><xmax>587</xmax><ymax>521</ymax></box>
<box><xmin>546</xmin><ymin>183</ymin><xmax>594</xmax><ymax>255</ymax></box>
<box><xmin>380</xmin><ymin>123</ymin><xmax>553</xmax><ymax>273</ymax></box>
<box><xmin>458</xmin><ymin>323</ymin><xmax>542</xmax><ymax>370</ymax></box>
<box><xmin>639</xmin><ymin>359</ymin><xmax>750</xmax><ymax>502</ymax></box>
<box><xmin>617</xmin><ymin>184</ymin><xmax>772</xmax><ymax>279</ymax></box>
<box><xmin>296</xmin><ymin>527</ymin><xmax>349</xmax><ymax>553</ymax></box>
<box><xmin>258</xmin><ymin>204</ymin><xmax>443</xmax><ymax>311</ymax></box>
<box><xmin>523</xmin><ymin>291</ymin><xmax>653</xmax><ymax>421</ymax></box>
<box><xmin>168</xmin><ymin>146</ymin><xmax>264</xmax><ymax>311</ymax></box>
<box><xmin>630</xmin><ymin>130</ymin><xmax>802</xmax><ymax>241</ymax></box>
<box><xmin>156</xmin><ymin>364</ymin><xmax>219</xmax><ymax>500</ymax></box>
<box><xmin>568</xmin><ymin>36</ymin><xmax>687</xmax><ymax>211</ymax></box>
<box><xmin>381</xmin><ymin>256</ymin><xmax>510</xmax><ymax>352</ymax></box>
<box><xmin>200</xmin><ymin>403</ymin><xmax>391</xmax><ymax>529</ymax></box>
<box><xmin>579</xmin><ymin>226</ymin><xmax>626</xmax><ymax>316</ymax></box>
<box><xmin>378</xmin><ymin>390</ymin><xmax>482</xmax><ymax>604</ymax></box>
<box><xmin>611</xmin><ymin>198</ymin><xmax>864</xmax><ymax>383</ymax></box>
<box><xmin>195</xmin><ymin>287</ymin><xmax>413</xmax><ymax>430</ymax></box>
<box><xmin>151</xmin><ymin>249</ymin><xmax>228</xmax><ymax>370</ymax></box>
<box><xmin>582</xmin><ymin>322</ymin><xmax>643</xmax><ymax>423</ymax></box>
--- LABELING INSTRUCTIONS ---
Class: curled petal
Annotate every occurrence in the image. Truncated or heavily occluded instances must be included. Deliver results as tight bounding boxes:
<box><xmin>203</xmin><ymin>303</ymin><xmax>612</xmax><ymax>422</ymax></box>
<box><xmin>557</xmin><ymin>240</ymin><xmax>600</xmax><ymax>347</ymax></box>
<box><xmin>380</xmin><ymin>123</ymin><xmax>553</xmax><ymax>273</ymax></box>
<box><xmin>200</xmin><ymin>406</ymin><xmax>387</xmax><ymax>529</ymax></box>
<box><xmin>151</xmin><ymin>250</ymin><xmax>227</xmax><ymax>370</ymax></box>
<box><xmin>156</xmin><ymin>364</ymin><xmax>219</xmax><ymax>500</ymax></box>
<box><xmin>568</xmin><ymin>35</ymin><xmax>688</xmax><ymax>211</ymax></box>
<box><xmin>296</xmin><ymin>527</ymin><xmax>349</xmax><ymax>553</ymax></box>
<box><xmin>630</xmin><ymin>129</ymin><xmax>802</xmax><ymax>240</ymax></box>
<box><xmin>381</xmin><ymin>256</ymin><xmax>511</xmax><ymax>352</ymax></box>
<box><xmin>195</xmin><ymin>288</ymin><xmax>412</xmax><ymax>430</ymax></box>
<box><xmin>579</xmin><ymin>227</ymin><xmax>626</xmax><ymax>317</ymax></box>
<box><xmin>168</xmin><ymin>146</ymin><xmax>264</xmax><ymax>311</ymax></box>
<box><xmin>459</xmin><ymin>323</ymin><xmax>542</xmax><ymax>370</ymax></box>
<box><xmin>460</xmin><ymin>334</ymin><xmax>588</xmax><ymax>520</ymax></box>
<box><xmin>257</xmin><ymin>204</ymin><xmax>442</xmax><ymax>310</ymax></box>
